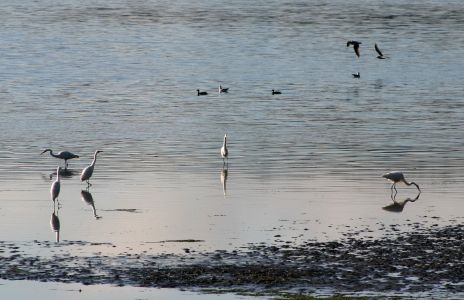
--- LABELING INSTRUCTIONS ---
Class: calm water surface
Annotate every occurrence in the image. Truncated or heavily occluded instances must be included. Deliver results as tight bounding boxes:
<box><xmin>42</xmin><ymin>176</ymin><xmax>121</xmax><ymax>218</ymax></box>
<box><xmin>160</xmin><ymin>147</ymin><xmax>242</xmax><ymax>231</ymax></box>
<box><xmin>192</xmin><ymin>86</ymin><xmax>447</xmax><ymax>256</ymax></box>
<box><xmin>0</xmin><ymin>0</ymin><xmax>463</xmax><ymax>276</ymax></box>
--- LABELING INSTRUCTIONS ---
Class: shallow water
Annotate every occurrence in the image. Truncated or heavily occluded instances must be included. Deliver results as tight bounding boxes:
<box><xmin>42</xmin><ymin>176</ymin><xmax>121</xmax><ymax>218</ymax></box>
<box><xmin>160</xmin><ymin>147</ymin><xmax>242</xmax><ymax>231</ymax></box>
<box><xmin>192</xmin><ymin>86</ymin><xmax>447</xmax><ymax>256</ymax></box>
<box><xmin>0</xmin><ymin>0</ymin><xmax>463</xmax><ymax>297</ymax></box>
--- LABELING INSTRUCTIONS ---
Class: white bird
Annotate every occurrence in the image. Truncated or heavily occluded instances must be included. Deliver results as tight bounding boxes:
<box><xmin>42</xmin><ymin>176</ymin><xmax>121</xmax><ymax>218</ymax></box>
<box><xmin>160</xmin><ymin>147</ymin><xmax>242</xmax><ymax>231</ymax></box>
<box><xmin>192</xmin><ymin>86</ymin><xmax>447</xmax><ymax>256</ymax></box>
<box><xmin>41</xmin><ymin>149</ymin><xmax>79</xmax><ymax>169</ymax></box>
<box><xmin>219</xmin><ymin>85</ymin><xmax>229</xmax><ymax>93</ymax></box>
<box><xmin>51</xmin><ymin>166</ymin><xmax>61</xmax><ymax>202</ymax></box>
<box><xmin>382</xmin><ymin>171</ymin><xmax>421</xmax><ymax>195</ymax></box>
<box><xmin>220</xmin><ymin>134</ymin><xmax>228</xmax><ymax>167</ymax></box>
<box><xmin>80</xmin><ymin>150</ymin><xmax>103</xmax><ymax>186</ymax></box>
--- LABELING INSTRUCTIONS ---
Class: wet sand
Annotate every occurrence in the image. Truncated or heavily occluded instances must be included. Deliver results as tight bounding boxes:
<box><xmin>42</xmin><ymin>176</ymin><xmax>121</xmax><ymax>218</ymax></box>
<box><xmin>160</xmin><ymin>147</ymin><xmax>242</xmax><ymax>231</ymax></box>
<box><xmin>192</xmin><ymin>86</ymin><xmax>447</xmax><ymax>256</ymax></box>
<box><xmin>1</xmin><ymin>217</ymin><xmax>463</xmax><ymax>298</ymax></box>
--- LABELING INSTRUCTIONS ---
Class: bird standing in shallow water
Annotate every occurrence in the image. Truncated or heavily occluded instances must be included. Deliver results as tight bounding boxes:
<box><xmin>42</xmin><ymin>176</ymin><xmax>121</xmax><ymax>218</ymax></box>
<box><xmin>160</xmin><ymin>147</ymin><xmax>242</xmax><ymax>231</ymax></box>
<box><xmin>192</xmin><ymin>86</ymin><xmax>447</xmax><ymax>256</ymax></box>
<box><xmin>51</xmin><ymin>166</ymin><xmax>61</xmax><ymax>202</ymax></box>
<box><xmin>80</xmin><ymin>150</ymin><xmax>103</xmax><ymax>187</ymax></box>
<box><xmin>347</xmin><ymin>40</ymin><xmax>362</xmax><ymax>58</ymax></box>
<box><xmin>221</xmin><ymin>134</ymin><xmax>228</xmax><ymax>168</ymax></box>
<box><xmin>382</xmin><ymin>171</ymin><xmax>421</xmax><ymax>196</ymax></box>
<box><xmin>41</xmin><ymin>149</ymin><xmax>79</xmax><ymax>169</ymax></box>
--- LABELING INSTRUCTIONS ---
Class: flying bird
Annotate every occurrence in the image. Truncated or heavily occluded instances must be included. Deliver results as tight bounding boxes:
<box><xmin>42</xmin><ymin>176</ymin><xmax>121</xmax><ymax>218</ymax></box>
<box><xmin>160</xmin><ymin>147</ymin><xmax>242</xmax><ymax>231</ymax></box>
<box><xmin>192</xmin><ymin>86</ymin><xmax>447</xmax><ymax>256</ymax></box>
<box><xmin>219</xmin><ymin>85</ymin><xmax>229</xmax><ymax>93</ymax></box>
<box><xmin>220</xmin><ymin>134</ymin><xmax>228</xmax><ymax>167</ymax></box>
<box><xmin>375</xmin><ymin>43</ymin><xmax>386</xmax><ymax>59</ymax></box>
<box><xmin>347</xmin><ymin>40</ymin><xmax>361</xmax><ymax>58</ymax></box>
<box><xmin>51</xmin><ymin>166</ymin><xmax>61</xmax><ymax>202</ymax></box>
<box><xmin>382</xmin><ymin>171</ymin><xmax>421</xmax><ymax>195</ymax></box>
<box><xmin>352</xmin><ymin>72</ymin><xmax>360</xmax><ymax>78</ymax></box>
<box><xmin>80</xmin><ymin>150</ymin><xmax>103</xmax><ymax>186</ymax></box>
<box><xmin>41</xmin><ymin>149</ymin><xmax>79</xmax><ymax>169</ymax></box>
<box><xmin>197</xmin><ymin>89</ymin><xmax>208</xmax><ymax>96</ymax></box>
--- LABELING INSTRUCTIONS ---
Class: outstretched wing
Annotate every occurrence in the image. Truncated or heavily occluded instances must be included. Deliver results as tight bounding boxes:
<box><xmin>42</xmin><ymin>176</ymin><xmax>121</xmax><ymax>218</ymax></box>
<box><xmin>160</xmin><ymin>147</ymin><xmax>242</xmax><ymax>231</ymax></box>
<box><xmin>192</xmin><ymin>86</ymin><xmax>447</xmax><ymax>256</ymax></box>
<box><xmin>375</xmin><ymin>43</ymin><xmax>383</xmax><ymax>57</ymax></box>
<box><xmin>354</xmin><ymin>44</ymin><xmax>360</xmax><ymax>57</ymax></box>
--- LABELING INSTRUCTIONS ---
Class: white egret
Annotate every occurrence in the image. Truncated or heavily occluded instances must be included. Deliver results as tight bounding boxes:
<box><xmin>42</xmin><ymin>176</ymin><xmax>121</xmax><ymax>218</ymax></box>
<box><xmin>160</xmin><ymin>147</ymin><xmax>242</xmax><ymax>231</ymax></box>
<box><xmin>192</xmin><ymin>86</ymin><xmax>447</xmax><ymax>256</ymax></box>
<box><xmin>220</xmin><ymin>134</ymin><xmax>228</xmax><ymax>167</ymax></box>
<box><xmin>382</xmin><ymin>171</ymin><xmax>421</xmax><ymax>195</ymax></box>
<box><xmin>41</xmin><ymin>149</ymin><xmax>79</xmax><ymax>169</ymax></box>
<box><xmin>80</xmin><ymin>150</ymin><xmax>103</xmax><ymax>186</ymax></box>
<box><xmin>51</xmin><ymin>166</ymin><xmax>61</xmax><ymax>202</ymax></box>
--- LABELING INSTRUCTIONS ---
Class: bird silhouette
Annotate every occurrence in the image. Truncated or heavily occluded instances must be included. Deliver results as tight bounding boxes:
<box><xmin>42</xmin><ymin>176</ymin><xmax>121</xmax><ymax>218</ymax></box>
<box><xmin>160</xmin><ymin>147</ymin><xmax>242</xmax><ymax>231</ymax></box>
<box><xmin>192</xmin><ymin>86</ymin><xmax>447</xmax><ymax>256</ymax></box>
<box><xmin>382</xmin><ymin>193</ymin><xmax>420</xmax><ymax>213</ymax></box>
<box><xmin>50</xmin><ymin>202</ymin><xmax>60</xmax><ymax>242</ymax></box>
<box><xmin>221</xmin><ymin>134</ymin><xmax>228</xmax><ymax>168</ymax></box>
<box><xmin>352</xmin><ymin>72</ymin><xmax>360</xmax><ymax>78</ymax></box>
<box><xmin>81</xmin><ymin>190</ymin><xmax>101</xmax><ymax>219</ymax></box>
<box><xmin>50</xmin><ymin>166</ymin><xmax>61</xmax><ymax>202</ymax></box>
<box><xmin>272</xmin><ymin>89</ymin><xmax>282</xmax><ymax>95</ymax></box>
<box><xmin>221</xmin><ymin>168</ymin><xmax>228</xmax><ymax>196</ymax></box>
<box><xmin>41</xmin><ymin>149</ymin><xmax>79</xmax><ymax>169</ymax></box>
<box><xmin>197</xmin><ymin>89</ymin><xmax>208</xmax><ymax>96</ymax></box>
<box><xmin>375</xmin><ymin>43</ymin><xmax>386</xmax><ymax>59</ymax></box>
<box><xmin>382</xmin><ymin>171</ymin><xmax>421</xmax><ymax>196</ymax></box>
<box><xmin>219</xmin><ymin>85</ymin><xmax>229</xmax><ymax>93</ymax></box>
<box><xmin>80</xmin><ymin>150</ymin><xmax>103</xmax><ymax>187</ymax></box>
<box><xmin>347</xmin><ymin>40</ymin><xmax>361</xmax><ymax>58</ymax></box>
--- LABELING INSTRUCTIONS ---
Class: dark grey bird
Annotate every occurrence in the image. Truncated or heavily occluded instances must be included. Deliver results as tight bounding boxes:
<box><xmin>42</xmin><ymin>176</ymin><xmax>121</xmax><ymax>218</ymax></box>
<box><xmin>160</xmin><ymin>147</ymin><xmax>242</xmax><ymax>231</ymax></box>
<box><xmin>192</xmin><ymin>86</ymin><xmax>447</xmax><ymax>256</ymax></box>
<box><xmin>382</xmin><ymin>171</ymin><xmax>421</xmax><ymax>196</ymax></box>
<box><xmin>80</xmin><ymin>150</ymin><xmax>103</xmax><ymax>187</ymax></box>
<box><xmin>382</xmin><ymin>193</ymin><xmax>420</xmax><ymax>213</ymax></box>
<box><xmin>272</xmin><ymin>89</ymin><xmax>282</xmax><ymax>95</ymax></box>
<box><xmin>219</xmin><ymin>85</ymin><xmax>229</xmax><ymax>93</ymax></box>
<box><xmin>41</xmin><ymin>149</ymin><xmax>79</xmax><ymax>169</ymax></box>
<box><xmin>50</xmin><ymin>203</ymin><xmax>60</xmax><ymax>243</ymax></box>
<box><xmin>375</xmin><ymin>43</ymin><xmax>386</xmax><ymax>59</ymax></box>
<box><xmin>197</xmin><ymin>89</ymin><xmax>208</xmax><ymax>96</ymax></box>
<box><xmin>347</xmin><ymin>40</ymin><xmax>361</xmax><ymax>58</ymax></box>
<box><xmin>352</xmin><ymin>72</ymin><xmax>360</xmax><ymax>78</ymax></box>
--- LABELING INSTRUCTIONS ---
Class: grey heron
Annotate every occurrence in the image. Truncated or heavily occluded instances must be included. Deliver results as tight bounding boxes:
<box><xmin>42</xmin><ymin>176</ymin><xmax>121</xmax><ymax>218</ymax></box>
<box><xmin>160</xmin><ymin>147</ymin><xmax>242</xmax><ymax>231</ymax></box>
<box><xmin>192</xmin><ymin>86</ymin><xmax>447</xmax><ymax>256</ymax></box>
<box><xmin>41</xmin><ymin>149</ymin><xmax>79</xmax><ymax>169</ymax></box>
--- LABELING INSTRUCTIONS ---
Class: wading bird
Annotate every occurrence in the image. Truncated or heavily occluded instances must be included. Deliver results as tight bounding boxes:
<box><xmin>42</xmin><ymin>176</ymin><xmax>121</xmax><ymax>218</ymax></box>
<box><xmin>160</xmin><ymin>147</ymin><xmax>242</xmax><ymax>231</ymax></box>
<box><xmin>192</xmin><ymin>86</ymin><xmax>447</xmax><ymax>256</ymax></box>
<box><xmin>41</xmin><ymin>149</ymin><xmax>79</xmax><ymax>169</ymax></box>
<box><xmin>197</xmin><ymin>89</ymin><xmax>208</xmax><ymax>96</ymax></box>
<box><xmin>221</xmin><ymin>134</ymin><xmax>228</xmax><ymax>167</ymax></box>
<box><xmin>347</xmin><ymin>40</ymin><xmax>362</xmax><ymax>58</ymax></box>
<box><xmin>382</xmin><ymin>171</ymin><xmax>421</xmax><ymax>196</ymax></box>
<box><xmin>51</xmin><ymin>166</ymin><xmax>61</xmax><ymax>202</ymax></box>
<box><xmin>352</xmin><ymin>72</ymin><xmax>360</xmax><ymax>78</ymax></box>
<box><xmin>219</xmin><ymin>85</ymin><xmax>229</xmax><ymax>93</ymax></box>
<box><xmin>272</xmin><ymin>89</ymin><xmax>281</xmax><ymax>95</ymax></box>
<box><xmin>375</xmin><ymin>43</ymin><xmax>386</xmax><ymax>59</ymax></box>
<box><xmin>80</xmin><ymin>150</ymin><xmax>103</xmax><ymax>187</ymax></box>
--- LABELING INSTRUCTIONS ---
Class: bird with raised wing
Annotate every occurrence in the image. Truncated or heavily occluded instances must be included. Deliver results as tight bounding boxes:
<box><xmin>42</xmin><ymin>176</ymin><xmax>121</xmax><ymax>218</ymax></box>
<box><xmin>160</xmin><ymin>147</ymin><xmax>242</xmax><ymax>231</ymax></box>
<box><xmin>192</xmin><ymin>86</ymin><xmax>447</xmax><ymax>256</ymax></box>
<box><xmin>382</xmin><ymin>171</ymin><xmax>421</xmax><ymax>195</ymax></box>
<box><xmin>80</xmin><ymin>150</ymin><xmax>103</xmax><ymax>187</ymax></box>
<box><xmin>347</xmin><ymin>40</ymin><xmax>362</xmax><ymax>58</ymax></box>
<box><xmin>375</xmin><ymin>43</ymin><xmax>386</xmax><ymax>59</ymax></box>
<box><xmin>41</xmin><ymin>149</ymin><xmax>79</xmax><ymax>169</ymax></box>
<box><xmin>219</xmin><ymin>85</ymin><xmax>229</xmax><ymax>93</ymax></box>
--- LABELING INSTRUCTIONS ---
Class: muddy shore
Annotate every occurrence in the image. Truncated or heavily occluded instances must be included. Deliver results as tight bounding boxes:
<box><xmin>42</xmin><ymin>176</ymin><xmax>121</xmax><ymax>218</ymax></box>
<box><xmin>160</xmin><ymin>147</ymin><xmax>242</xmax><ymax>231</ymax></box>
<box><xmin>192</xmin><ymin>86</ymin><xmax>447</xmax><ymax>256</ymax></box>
<box><xmin>0</xmin><ymin>220</ymin><xmax>463</xmax><ymax>298</ymax></box>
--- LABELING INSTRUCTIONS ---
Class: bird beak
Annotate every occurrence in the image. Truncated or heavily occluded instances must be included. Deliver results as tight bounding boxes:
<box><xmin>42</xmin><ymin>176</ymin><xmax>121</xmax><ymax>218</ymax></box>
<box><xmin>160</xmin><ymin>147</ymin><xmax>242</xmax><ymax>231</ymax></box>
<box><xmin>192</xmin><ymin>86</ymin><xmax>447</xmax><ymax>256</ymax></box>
<box><xmin>40</xmin><ymin>150</ymin><xmax>46</xmax><ymax>155</ymax></box>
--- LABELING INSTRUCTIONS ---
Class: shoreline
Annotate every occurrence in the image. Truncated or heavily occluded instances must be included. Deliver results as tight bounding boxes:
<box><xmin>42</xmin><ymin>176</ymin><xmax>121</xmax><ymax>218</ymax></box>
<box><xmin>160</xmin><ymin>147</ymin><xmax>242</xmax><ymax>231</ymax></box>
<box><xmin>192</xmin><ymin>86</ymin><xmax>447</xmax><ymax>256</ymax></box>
<box><xmin>0</xmin><ymin>219</ymin><xmax>463</xmax><ymax>298</ymax></box>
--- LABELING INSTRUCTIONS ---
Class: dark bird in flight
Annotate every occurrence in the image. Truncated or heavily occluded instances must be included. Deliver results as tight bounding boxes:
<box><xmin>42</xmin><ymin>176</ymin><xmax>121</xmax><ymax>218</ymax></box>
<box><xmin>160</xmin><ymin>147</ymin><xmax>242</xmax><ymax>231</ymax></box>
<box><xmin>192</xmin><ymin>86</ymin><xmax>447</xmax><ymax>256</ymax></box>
<box><xmin>347</xmin><ymin>40</ymin><xmax>361</xmax><ymax>58</ymax></box>
<box><xmin>375</xmin><ymin>43</ymin><xmax>386</xmax><ymax>59</ymax></box>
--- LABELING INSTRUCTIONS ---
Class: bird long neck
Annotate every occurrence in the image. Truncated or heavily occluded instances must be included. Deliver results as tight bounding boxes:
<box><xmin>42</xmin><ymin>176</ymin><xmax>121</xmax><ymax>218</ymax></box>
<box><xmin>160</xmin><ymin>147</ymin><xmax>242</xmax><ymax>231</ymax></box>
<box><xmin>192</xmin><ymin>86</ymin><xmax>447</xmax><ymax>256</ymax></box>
<box><xmin>223</xmin><ymin>136</ymin><xmax>227</xmax><ymax>147</ymax></box>
<box><xmin>56</xmin><ymin>168</ymin><xmax>61</xmax><ymax>182</ymax></box>
<box><xmin>91</xmin><ymin>153</ymin><xmax>99</xmax><ymax>167</ymax></box>
<box><xmin>49</xmin><ymin>150</ymin><xmax>59</xmax><ymax>158</ymax></box>
<box><xmin>403</xmin><ymin>179</ymin><xmax>420</xmax><ymax>192</ymax></box>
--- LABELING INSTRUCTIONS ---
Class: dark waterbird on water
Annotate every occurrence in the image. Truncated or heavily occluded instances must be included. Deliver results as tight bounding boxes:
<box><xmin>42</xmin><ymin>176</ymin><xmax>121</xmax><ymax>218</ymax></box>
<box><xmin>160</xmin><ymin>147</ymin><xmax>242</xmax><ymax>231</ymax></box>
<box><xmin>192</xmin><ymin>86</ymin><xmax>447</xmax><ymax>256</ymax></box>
<box><xmin>218</xmin><ymin>85</ymin><xmax>229</xmax><ymax>93</ymax></box>
<box><xmin>352</xmin><ymin>72</ymin><xmax>360</xmax><ymax>78</ymax></box>
<box><xmin>41</xmin><ymin>149</ymin><xmax>79</xmax><ymax>169</ymax></box>
<box><xmin>347</xmin><ymin>40</ymin><xmax>361</xmax><ymax>58</ymax></box>
<box><xmin>375</xmin><ymin>43</ymin><xmax>386</xmax><ymax>59</ymax></box>
<box><xmin>272</xmin><ymin>89</ymin><xmax>281</xmax><ymax>95</ymax></box>
<box><xmin>197</xmin><ymin>89</ymin><xmax>208</xmax><ymax>96</ymax></box>
<box><xmin>382</xmin><ymin>171</ymin><xmax>421</xmax><ymax>196</ymax></box>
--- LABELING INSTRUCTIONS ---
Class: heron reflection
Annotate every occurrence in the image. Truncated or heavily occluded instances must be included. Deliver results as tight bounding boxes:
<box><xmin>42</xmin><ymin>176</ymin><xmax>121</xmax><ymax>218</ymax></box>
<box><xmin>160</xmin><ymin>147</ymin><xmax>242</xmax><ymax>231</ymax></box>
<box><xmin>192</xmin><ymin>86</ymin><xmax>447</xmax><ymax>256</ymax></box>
<box><xmin>220</xmin><ymin>168</ymin><xmax>228</xmax><ymax>196</ymax></box>
<box><xmin>50</xmin><ymin>202</ymin><xmax>60</xmax><ymax>242</ymax></box>
<box><xmin>81</xmin><ymin>190</ymin><xmax>101</xmax><ymax>219</ymax></box>
<box><xmin>47</xmin><ymin>168</ymin><xmax>77</xmax><ymax>180</ymax></box>
<box><xmin>382</xmin><ymin>193</ymin><xmax>420</xmax><ymax>213</ymax></box>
